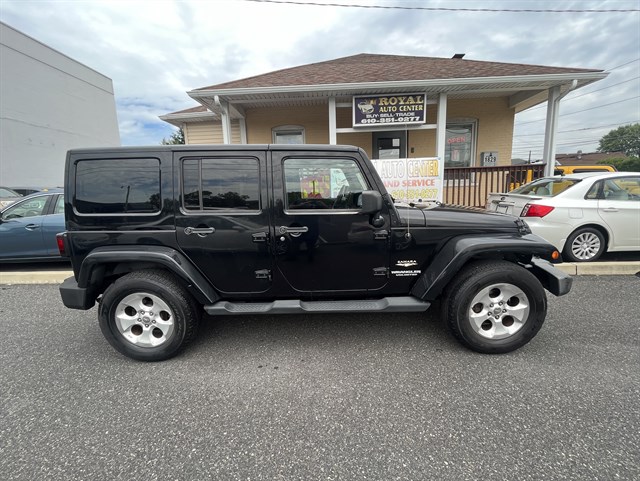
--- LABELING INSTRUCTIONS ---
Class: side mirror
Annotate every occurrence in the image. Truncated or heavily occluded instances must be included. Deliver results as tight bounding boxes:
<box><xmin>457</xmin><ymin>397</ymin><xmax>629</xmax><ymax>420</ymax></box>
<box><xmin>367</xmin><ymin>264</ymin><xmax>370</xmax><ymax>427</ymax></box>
<box><xmin>360</xmin><ymin>190</ymin><xmax>382</xmax><ymax>214</ymax></box>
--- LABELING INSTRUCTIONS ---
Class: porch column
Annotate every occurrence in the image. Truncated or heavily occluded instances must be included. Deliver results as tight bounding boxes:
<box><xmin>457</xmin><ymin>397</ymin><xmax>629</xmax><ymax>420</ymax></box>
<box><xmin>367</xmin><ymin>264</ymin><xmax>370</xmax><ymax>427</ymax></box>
<box><xmin>328</xmin><ymin>97</ymin><xmax>337</xmax><ymax>145</ymax></box>
<box><xmin>215</xmin><ymin>95</ymin><xmax>232</xmax><ymax>144</ymax></box>
<box><xmin>239</xmin><ymin>118</ymin><xmax>247</xmax><ymax>144</ymax></box>
<box><xmin>542</xmin><ymin>86</ymin><xmax>561</xmax><ymax>177</ymax></box>
<box><xmin>435</xmin><ymin>93</ymin><xmax>448</xmax><ymax>202</ymax></box>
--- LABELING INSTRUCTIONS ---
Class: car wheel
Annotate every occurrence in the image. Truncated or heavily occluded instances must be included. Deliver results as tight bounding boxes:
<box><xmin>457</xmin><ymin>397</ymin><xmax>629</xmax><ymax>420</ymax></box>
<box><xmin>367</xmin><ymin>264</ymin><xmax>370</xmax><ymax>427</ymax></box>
<box><xmin>98</xmin><ymin>270</ymin><xmax>199</xmax><ymax>361</ymax></box>
<box><xmin>442</xmin><ymin>260</ymin><xmax>547</xmax><ymax>354</ymax></box>
<box><xmin>563</xmin><ymin>227</ymin><xmax>606</xmax><ymax>262</ymax></box>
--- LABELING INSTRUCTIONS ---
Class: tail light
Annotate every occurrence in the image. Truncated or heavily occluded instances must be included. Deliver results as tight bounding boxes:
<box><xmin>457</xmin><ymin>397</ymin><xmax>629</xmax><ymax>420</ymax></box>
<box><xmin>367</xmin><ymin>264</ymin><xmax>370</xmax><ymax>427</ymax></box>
<box><xmin>521</xmin><ymin>204</ymin><xmax>554</xmax><ymax>217</ymax></box>
<box><xmin>56</xmin><ymin>232</ymin><xmax>69</xmax><ymax>257</ymax></box>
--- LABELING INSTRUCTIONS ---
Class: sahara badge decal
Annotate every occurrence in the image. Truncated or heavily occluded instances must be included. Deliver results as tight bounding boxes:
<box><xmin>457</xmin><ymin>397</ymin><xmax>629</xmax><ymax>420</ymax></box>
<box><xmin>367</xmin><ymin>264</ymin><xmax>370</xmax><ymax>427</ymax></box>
<box><xmin>395</xmin><ymin>260</ymin><xmax>418</xmax><ymax>267</ymax></box>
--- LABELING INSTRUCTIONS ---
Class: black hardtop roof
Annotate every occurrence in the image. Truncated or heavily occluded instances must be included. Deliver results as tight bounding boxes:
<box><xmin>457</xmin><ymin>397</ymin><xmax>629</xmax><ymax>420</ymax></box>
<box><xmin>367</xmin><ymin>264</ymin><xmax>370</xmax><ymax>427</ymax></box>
<box><xmin>68</xmin><ymin>144</ymin><xmax>363</xmax><ymax>155</ymax></box>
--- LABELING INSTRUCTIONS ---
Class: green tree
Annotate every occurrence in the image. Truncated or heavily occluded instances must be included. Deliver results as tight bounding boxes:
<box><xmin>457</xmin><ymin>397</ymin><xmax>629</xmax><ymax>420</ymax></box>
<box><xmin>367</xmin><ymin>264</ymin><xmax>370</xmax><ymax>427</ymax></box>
<box><xmin>598</xmin><ymin>156</ymin><xmax>640</xmax><ymax>172</ymax></box>
<box><xmin>597</xmin><ymin>123</ymin><xmax>640</xmax><ymax>157</ymax></box>
<box><xmin>161</xmin><ymin>128</ymin><xmax>185</xmax><ymax>145</ymax></box>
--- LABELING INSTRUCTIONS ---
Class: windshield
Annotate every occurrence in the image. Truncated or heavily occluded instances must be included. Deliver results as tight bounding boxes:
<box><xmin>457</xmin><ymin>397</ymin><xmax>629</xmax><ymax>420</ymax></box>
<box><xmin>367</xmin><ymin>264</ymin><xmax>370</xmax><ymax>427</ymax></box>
<box><xmin>510</xmin><ymin>178</ymin><xmax>580</xmax><ymax>196</ymax></box>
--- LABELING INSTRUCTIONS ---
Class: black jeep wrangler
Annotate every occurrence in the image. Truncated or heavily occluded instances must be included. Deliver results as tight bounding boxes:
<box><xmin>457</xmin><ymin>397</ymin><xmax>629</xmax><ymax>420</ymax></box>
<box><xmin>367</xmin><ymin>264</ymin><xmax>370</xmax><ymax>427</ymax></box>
<box><xmin>58</xmin><ymin>145</ymin><xmax>571</xmax><ymax>361</ymax></box>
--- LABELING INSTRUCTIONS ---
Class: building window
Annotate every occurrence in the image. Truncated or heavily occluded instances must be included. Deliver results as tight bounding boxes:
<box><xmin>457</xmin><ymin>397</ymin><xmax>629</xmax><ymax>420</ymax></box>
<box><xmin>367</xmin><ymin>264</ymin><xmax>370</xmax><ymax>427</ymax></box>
<box><xmin>445</xmin><ymin>120</ymin><xmax>477</xmax><ymax>168</ymax></box>
<box><xmin>273</xmin><ymin>125</ymin><xmax>305</xmax><ymax>144</ymax></box>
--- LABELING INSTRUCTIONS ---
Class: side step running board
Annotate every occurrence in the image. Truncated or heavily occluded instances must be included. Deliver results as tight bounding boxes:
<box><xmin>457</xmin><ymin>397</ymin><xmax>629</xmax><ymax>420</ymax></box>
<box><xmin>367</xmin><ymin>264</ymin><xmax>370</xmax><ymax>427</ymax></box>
<box><xmin>204</xmin><ymin>297</ymin><xmax>430</xmax><ymax>315</ymax></box>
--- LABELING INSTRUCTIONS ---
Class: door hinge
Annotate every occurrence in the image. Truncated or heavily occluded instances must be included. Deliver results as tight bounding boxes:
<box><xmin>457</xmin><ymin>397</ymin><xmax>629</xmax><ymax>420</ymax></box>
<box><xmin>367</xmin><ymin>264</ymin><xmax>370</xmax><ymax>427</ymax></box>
<box><xmin>373</xmin><ymin>267</ymin><xmax>389</xmax><ymax>278</ymax></box>
<box><xmin>374</xmin><ymin>230</ymin><xmax>389</xmax><ymax>240</ymax></box>
<box><xmin>255</xmin><ymin>269</ymin><xmax>272</xmax><ymax>281</ymax></box>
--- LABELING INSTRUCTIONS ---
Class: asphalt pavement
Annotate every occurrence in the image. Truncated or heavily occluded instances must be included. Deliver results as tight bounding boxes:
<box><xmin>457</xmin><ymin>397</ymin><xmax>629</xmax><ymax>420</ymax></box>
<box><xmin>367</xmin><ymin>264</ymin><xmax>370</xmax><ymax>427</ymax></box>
<box><xmin>0</xmin><ymin>276</ymin><xmax>638</xmax><ymax>480</ymax></box>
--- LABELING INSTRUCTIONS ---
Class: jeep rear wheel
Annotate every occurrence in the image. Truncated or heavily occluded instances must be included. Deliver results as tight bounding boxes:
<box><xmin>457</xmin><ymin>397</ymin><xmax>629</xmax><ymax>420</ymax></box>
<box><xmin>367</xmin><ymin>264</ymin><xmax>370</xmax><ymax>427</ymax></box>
<box><xmin>99</xmin><ymin>270</ymin><xmax>199</xmax><ymax>361</ymax></box>
<box><xmin>443</xmin><ymin>261</ymin><xmax>547</xmax><ymax>354</ymax></box>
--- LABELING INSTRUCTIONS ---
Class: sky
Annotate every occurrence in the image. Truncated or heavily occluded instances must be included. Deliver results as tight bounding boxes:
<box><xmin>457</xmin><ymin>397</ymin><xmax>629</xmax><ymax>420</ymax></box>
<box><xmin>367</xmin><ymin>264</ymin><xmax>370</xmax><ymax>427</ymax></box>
<box><xmin>1</xmin><ymin>0</ymin><xmax>639</xmax><ymax>160</ymax></box>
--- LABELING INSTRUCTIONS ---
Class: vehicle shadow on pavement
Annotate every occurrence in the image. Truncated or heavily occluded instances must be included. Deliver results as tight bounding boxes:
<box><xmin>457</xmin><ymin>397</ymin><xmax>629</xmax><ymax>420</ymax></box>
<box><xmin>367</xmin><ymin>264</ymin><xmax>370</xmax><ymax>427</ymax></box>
<box><xmin>190</xmin><ymin>309</ymin><xmax>453</xmax><ymax>357</ymax></box>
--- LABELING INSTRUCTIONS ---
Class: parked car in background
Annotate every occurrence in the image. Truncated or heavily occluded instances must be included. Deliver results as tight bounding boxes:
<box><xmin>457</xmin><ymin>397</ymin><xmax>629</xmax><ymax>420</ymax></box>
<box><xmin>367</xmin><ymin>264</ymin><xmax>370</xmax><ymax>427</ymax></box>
<box><xmin>10</xmin><ymin>186</ymin><xmax>61</xmax><ymax>196</ymax></box>
<box><xmin>554</xmin><ymin>165</ymin><xmax>616</xmax><ymax>175</ymax></box>
<box><xmin>0</xmin><ymin>186</ymin><xmax>22</xmax><ymax>209</ymax></box>
<box><xmin>486</xmin><ymin>172</ymin><xmax>640</xmax><ymax>262</ymax></box>
<box><xmin>0</xmin><ymin>189</ymin><xmax>66</xmax><ymax>263</ymax></box>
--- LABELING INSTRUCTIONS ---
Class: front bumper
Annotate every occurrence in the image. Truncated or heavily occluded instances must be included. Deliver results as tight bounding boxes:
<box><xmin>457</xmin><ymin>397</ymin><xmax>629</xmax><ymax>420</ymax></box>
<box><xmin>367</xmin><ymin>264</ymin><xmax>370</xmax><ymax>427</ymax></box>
<box><xmin>59</xmin><ymin>276</ymin><xmax>95</xmax><ymax>310</ymax></box>
<box><xmin>529</xmin><ymin>257</ymin><xmax>573</xmax><ymax>297</ymax></box>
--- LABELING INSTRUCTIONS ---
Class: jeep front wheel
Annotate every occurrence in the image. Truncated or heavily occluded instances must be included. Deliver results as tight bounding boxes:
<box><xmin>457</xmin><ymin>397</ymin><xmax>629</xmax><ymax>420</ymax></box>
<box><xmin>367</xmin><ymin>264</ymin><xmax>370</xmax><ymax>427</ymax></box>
<box><xmin>99</xmin><ymin>270</ymin><xmax>199</xmax><ymax>361</ymax></box>
<box><xmin>443</xmin><ymin>261</ymin><xmax>547</xmax><ymax>354</ymax></box>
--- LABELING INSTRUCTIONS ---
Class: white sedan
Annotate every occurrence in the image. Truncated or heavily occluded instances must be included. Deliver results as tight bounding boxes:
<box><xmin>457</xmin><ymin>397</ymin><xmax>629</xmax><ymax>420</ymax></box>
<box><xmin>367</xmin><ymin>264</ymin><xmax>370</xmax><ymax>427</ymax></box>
<box><xmin>486</xmin><ymin>172</ymin><xmax>640</xmax><ymax>262</ymax></box>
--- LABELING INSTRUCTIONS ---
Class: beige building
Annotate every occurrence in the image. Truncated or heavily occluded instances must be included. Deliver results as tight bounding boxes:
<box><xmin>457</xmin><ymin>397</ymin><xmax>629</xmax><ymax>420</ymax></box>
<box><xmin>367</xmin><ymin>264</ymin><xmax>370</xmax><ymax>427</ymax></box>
<box><xmin>161</xmin><ymin>54</ymin><xmax>606</xmax><ymax>175</ymax></box>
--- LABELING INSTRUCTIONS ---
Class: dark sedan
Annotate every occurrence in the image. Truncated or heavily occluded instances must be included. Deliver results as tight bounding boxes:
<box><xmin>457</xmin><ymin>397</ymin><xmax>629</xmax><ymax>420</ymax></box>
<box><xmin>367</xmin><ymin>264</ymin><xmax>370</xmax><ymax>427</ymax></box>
<box><xmin>0</xmin><ymin>189</ymin><xmax>66</xmax><ymax>263</ymax></box>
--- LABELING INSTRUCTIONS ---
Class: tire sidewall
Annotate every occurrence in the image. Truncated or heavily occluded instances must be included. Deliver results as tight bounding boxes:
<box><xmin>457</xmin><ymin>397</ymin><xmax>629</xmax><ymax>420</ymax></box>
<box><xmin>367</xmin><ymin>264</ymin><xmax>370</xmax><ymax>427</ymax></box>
<box><xmin>99</xmin><ymin>276</ymin><xmax>189</xmax><ymax>361</ymax></box>
<box><xmin>451</xmin><ymin>266</ymin><xmax>547</xmax><ymax>353</ymax></box>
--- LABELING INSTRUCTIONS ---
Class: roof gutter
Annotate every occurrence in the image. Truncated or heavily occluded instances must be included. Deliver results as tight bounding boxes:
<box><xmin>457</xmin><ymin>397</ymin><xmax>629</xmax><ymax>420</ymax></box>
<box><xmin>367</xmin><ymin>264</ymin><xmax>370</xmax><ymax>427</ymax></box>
<box><xmin>188</xmin><ymin>72</ymin><xmax>607</xmax><ymax>98</ymax></box>
<box><xmin>158</xmin><ymin>111</ymin><xmax>217</xmax><ymax>127</ymax></box>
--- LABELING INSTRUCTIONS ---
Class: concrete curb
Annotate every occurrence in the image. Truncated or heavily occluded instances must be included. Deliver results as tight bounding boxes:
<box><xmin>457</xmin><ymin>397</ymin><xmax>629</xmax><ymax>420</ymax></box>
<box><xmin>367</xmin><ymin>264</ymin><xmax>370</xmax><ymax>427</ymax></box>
<box><xmin>0</xmin><ymin>271</ymin><xmax>73</xmax><ymax>285</ymax></box>
<box><xmin>555</xmin><ymin>261</ymin><xmax>640</xmax><ymax>276</ymax></box>
<box><xmin>1</xmin><ymin>262</ymin><xmax>639</xmax><ymax>285</ymax></box>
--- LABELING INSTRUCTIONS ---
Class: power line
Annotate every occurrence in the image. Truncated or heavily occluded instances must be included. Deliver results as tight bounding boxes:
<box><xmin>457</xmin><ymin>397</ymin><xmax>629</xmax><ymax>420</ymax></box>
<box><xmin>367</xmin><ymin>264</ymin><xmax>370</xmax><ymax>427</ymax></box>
<box><xmin>514</xmin><ymin>121</ymin><xmax>640</xmax><ymax>137</ymax></box>
<box><xmin>244</xmin><ymin>0</ymin><xmax>640</xmax><ymax>13</ymax></box>
<box><xmin>609</xmin><ymin>58</ymin><xmax>640</xmax><ymax>71</ymax></box>
<box><xmin>519</xmin><ymin>58</ymin><xmax>640</xmax><ymax>113</ymax></box>
<box><xmin>525</xmin><ymin>76</ymin><xmax>640</xmax><ymax>112</ymax></box>
<box><xmin>516</xmin><ymin>96</ymin><xmax>640</xmax><ymax>125</ymax></box>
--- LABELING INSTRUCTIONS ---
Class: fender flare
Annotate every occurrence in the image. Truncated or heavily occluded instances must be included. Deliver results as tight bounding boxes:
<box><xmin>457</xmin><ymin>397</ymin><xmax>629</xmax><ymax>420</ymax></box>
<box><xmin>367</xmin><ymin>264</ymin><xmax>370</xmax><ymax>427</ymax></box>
<box><xmin>77</xmin><ymin>246</ymin><xmax>219</xmax><ymax>305</ymax></box>
<box><xmin>410</xmin><ymin>233</ymin><xmax>558</xmax><ymax>301</ymax></box>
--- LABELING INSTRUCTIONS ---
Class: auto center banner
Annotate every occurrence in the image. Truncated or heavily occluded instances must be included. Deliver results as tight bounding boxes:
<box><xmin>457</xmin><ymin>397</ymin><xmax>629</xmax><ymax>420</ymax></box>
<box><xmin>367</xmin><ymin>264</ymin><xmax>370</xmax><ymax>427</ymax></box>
<box><xmin>353</xmin><ymin>94</ymin><xmax>426</xmax><ymax>126</ymax></box>
<box><xmin>370</xmin><ymin>157</ymin><xmax>443</xmax><ymax>203</ymax></box>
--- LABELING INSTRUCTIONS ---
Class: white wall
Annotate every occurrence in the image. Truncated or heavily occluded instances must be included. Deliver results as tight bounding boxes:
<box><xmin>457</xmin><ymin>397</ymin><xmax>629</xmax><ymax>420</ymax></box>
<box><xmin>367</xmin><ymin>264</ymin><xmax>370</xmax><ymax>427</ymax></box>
<box><xmin>0</xmin><ymin>22</ymin><xmax>120</xmax><ymax>186</ymax></box>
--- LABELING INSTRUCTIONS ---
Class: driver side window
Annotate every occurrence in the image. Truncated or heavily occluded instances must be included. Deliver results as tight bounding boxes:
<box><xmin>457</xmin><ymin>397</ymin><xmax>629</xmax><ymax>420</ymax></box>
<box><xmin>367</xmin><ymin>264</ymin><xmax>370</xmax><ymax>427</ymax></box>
<box><xmin>2</xmin><ymin>196</ymin><xmax>48</xmax><ymax>220</ymax></box>
<box><xmin>283</xmin><ymin>158</ymin><xmax>369</xmax><ymax>210</ymax></box>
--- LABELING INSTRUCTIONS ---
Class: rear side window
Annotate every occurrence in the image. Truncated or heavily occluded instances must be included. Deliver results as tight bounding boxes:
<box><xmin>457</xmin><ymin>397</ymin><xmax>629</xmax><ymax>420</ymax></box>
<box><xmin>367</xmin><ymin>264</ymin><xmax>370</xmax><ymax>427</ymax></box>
<box><xmin>587</xmin><ymin>177</ymin><xmax>640</xmax><ymax>201</ymax></box>
<box><xmin>75</xmin><ymin>158</ymin><xmax>161</xmax><ymax>214</ymax></box>
<box><xmin>182</xmin><ymin>158</ymin><xmax>260</xmax><ymax>211</ymax></box>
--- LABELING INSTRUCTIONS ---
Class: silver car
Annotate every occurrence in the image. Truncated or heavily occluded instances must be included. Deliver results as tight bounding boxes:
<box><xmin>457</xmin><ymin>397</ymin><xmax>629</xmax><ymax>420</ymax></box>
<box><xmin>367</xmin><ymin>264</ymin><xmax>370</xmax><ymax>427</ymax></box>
<box><xmin>487</xmin><ymin>172</ymin><xmax>640</xmax><ymax>262</ymax></box>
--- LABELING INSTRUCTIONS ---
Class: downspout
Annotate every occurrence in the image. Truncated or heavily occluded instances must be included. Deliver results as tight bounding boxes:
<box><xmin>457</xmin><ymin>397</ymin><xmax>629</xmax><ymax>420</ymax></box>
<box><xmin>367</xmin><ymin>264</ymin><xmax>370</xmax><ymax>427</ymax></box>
<box><xmin>214</xmin><ymin>95</ymin><xmax>232</xmax><ymax>144</ymax></box>
<box><xmin>435</xmin><ymin>93</ymin><xmax>448</xmax><ymax>203</ymax></box>
<box><xmin>542</xmin><ymin>79</ymin><xmax>578</xmax><ymax>177</ymax></box>
<box><xmin>328</xmin><ymin>97</ymin><xmax>337</xmax><ymax>145</ymax></box>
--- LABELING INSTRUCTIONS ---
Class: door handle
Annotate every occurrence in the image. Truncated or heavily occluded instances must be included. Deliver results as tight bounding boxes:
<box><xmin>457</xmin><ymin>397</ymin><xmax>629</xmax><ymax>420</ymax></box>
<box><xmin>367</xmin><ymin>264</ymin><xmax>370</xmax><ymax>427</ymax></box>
<box><xmin>184</xmin><ymin>226</ymin><xmax>215</xmax><ymax>236</ymax></box>
<box><xmin>25</xmin><ymin>224</ymin><xmax>40</xmax><ymax>231</ymax></box>
<box><xmin>252</xmin><ymin>232</ymin><xmax>268</xmax><ymax>243</ymax></box>
<box><xmin>278</xmin><ymin>226</ymin><xmax>309</xmax><ymax>237</ymax></box>
<box><xmin>602</xmin><ymin>208</ymin><xmax>619</xmax><ymax>212</ymax></box>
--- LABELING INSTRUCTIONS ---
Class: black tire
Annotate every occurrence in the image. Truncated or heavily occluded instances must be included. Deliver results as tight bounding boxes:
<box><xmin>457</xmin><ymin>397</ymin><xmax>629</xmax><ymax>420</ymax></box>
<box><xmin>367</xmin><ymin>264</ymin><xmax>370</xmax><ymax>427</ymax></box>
<box><xmin>442</xmin><ymin>260</ymin><xmax>547</xmax><ymax>354</ymax></box>
<box><xmin>563</xmin><ymin>227</ymin><xmax>606</xmax><ymax>262</ymax></box>
<box><xmin>99</xmin><ymin>270</ymin><xmax>199</xmax><ymax>361</ymax></box>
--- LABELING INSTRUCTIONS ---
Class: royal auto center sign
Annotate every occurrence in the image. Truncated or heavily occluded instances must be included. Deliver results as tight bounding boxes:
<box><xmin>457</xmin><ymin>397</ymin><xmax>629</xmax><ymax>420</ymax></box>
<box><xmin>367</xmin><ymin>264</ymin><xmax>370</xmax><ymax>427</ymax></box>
<box><xmin>353</xmin><ymin>94</ymin><xmax>426</xmax><ymax>126</ymax></box>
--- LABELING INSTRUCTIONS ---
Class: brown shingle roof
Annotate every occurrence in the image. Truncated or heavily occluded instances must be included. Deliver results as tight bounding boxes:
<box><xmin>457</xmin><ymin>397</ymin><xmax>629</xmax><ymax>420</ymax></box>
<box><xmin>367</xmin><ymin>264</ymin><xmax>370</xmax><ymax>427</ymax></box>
<box><xmin>170</xmin><ymin>105</ymin><xmax>209</xmax><ymax>114</ymax></box>
<box><xmin>196</xmin><ymin>53</ymin><xmax>603</xmax><ymax>90</ymax></box>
